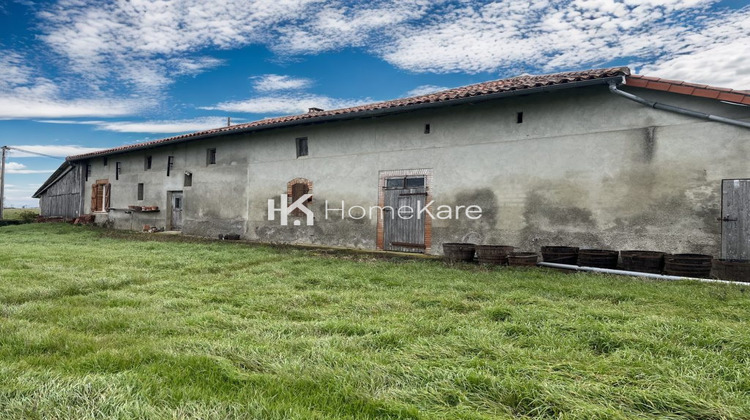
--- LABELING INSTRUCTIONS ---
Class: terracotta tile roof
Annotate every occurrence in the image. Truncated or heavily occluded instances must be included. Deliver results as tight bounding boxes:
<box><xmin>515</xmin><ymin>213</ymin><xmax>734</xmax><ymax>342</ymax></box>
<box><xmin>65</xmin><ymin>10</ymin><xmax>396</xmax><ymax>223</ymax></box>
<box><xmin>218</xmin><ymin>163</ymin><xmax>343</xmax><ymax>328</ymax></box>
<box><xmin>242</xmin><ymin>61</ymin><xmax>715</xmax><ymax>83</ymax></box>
<box><xmin>66</xmin><ymin>67</ymin><xmax>629</xmax><ymax>161</ymax></box>
<box><xmin>625</xmin><ymin>75</ymin><xmax>750</xmax><ymax>105</ymax></box>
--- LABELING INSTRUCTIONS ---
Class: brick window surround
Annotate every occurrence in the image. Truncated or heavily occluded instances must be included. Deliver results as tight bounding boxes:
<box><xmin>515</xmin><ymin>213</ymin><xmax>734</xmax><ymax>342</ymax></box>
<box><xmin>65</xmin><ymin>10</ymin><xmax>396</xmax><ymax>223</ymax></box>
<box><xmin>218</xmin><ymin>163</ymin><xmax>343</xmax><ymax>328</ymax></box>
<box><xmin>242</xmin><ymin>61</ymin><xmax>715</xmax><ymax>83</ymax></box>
<box><xmin>287</xmin><ymin>178</ymin><xmax>313</xmax><ymax>217</ymax></box>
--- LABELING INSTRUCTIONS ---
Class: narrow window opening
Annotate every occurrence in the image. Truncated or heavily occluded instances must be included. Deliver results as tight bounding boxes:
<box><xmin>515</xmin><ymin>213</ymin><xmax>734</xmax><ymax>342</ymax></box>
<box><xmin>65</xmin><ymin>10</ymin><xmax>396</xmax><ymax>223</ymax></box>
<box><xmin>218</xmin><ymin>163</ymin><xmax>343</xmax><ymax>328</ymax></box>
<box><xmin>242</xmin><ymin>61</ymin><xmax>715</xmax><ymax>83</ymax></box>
<box><xmin>424</xmin><ymin>124</ymin><xmax>431</xmax><ymax>134</ymax></box>
<box><xmin>290</xmin><ymin>181</ymin><xmax>311</xmax><ymax>216</ymax></box>
<box><xmin>115</xmin><ymin>162</ymin><xmax>121</xmax><ymax>180</ymax></box>
<box><xmin>103</xmin><ymin>157</ymin><xmax>108</xmax><ymax>166</ymax></box>
<box><xmin>85</xmin><ymin>163</ymin><xmax>91</xmax><ymax>181</ymax></box>
<box><xmin>206</xmin><ymin>148</ymin><xmax>216</xmax><ymax>165</ymax></box>
<box><xmin>516</xmin><ymin>112</ymin><xmax>524</xmax><ymax>124</ymax></box>
<box><xmin>137</xmin><ymin>183</ymin><xmax>144</xmax><ymax>200</ymax></box>
<box><xmin>296</xmin><ymin>137</ymin><xmax>308</xmax><ymax>158</ymax></box>
<box><xmin>145</xmin><ymin>156</ymin><xmax>152</xmax><ymax>170</ymax></box>
<box><xmin>91</xmin><ymin>180</ymin><xmax>110</xmax><ymax>212</ymax></box>
<box><xmin>167</xmin><ymin>156</ymin><xmax>174</xmax><ymax>176</ymax></box>
<box><xmin>184</xmin><ymin>172</ymin><xmax>193</xmax><ymax>187</ymax></box>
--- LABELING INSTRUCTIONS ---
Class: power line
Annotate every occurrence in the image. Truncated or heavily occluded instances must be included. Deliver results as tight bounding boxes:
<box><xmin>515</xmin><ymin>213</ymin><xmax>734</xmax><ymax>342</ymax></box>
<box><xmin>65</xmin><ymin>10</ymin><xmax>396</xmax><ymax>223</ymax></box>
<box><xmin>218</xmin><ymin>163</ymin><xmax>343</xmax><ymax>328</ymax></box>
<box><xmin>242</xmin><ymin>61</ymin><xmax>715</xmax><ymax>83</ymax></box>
<box><xmin>6</xmin><ymin>146</ymin><xmax>65</xmax><ymax>160</ymax></box>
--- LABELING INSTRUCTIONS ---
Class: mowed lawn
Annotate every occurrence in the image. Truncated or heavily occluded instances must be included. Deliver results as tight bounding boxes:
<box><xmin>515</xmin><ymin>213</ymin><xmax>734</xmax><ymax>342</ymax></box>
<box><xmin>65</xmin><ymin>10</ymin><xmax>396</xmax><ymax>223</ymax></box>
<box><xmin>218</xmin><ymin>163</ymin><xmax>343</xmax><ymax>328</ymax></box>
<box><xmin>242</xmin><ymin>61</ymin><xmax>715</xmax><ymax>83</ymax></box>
<box><xmin>0</xmin><ymin>224</ymin><xmax>749</xmax><ymax>419</ymax></box>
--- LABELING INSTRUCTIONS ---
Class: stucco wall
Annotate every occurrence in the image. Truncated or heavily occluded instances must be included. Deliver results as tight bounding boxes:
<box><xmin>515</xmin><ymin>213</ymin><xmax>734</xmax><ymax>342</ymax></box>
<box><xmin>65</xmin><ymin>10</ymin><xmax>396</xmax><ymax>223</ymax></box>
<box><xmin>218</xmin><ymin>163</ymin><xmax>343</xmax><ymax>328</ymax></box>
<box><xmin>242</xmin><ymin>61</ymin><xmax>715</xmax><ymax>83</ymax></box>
<box><xmin>81</xmin><ymin>84</ymin><xmax>750</xmax><ymax>256</ymax></box>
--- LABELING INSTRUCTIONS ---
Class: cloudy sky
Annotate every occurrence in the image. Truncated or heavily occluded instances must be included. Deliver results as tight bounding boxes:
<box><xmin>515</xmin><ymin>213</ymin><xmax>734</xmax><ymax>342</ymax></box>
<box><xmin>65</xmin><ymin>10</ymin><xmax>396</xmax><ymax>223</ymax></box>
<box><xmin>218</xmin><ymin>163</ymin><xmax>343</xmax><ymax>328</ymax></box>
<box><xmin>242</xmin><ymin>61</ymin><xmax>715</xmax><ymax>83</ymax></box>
<box><xmin>1</xmin><ymin>0</ymin><xmax>748</xmax><ymax>206</ymax></box>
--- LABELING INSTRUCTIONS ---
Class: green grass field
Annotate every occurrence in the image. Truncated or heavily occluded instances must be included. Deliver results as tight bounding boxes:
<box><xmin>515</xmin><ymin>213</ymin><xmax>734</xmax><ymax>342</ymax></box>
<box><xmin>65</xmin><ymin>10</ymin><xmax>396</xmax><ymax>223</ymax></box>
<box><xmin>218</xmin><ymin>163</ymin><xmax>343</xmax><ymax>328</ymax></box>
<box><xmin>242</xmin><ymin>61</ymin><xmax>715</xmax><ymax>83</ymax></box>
<box><xmin>1</xmin><ymin>208</ymin><xmax>39</xmax><ymax>221</ymax></box>
<box><xmin>1</xmin><ymin>223</ymin><xmax>749</xmax><ymax>419</ymax></box>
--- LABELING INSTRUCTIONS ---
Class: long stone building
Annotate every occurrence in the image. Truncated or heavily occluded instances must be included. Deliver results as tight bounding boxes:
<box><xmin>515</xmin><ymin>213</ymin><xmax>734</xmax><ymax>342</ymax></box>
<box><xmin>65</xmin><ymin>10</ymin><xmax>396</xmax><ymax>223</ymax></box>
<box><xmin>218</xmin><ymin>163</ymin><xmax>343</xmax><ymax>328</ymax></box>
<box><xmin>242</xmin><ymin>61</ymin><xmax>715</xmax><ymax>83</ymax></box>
<box><xmin>33</xmin><ymin>67</ymin><xmax>750</xmax><ymax>258</ymax></box>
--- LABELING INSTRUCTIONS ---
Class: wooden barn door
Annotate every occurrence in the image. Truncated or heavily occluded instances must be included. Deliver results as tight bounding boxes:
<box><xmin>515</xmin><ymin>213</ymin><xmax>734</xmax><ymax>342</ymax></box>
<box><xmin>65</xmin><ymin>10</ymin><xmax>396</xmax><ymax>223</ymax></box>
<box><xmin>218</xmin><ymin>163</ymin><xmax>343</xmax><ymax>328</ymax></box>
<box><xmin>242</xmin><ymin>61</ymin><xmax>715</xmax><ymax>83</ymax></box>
<box><xmin>383</xmin><ymin>176</ymin><xmax>426</xmax><ymax>253</ymax></box>
<box><xmin>721</xmin><ymin>179</ymin><xmax>750</xmax><ymax>259</ymax></box>
<box><xmin>169</xmin><ymin>191</ymin><xmax>183</xmax><ymax>231</ymax></box>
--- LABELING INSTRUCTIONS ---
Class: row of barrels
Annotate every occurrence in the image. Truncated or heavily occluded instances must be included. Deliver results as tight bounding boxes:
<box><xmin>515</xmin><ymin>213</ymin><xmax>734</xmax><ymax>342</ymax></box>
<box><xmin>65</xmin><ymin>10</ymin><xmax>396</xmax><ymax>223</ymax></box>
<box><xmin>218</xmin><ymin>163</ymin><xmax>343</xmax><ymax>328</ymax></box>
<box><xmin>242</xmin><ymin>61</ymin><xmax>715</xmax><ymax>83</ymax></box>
<box><xmin>442</xmin><ymin>244</ymin><xmax>539</xmax><ymax>266</ymax></box>
<box><xmin>443</xmin><ymin>243</ymin><xmax>749</xmax><ymax>281</ymax></box>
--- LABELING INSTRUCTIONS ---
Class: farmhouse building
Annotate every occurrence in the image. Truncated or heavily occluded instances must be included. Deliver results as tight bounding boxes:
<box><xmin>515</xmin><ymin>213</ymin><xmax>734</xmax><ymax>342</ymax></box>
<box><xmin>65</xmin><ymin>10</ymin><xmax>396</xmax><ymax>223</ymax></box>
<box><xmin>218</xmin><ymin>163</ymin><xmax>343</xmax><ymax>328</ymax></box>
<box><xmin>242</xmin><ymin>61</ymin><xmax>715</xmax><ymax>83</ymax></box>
<box><xmin>33</xmin><ymin>67</ymin><xmax>750</xmax><ymax>258</ymax></box>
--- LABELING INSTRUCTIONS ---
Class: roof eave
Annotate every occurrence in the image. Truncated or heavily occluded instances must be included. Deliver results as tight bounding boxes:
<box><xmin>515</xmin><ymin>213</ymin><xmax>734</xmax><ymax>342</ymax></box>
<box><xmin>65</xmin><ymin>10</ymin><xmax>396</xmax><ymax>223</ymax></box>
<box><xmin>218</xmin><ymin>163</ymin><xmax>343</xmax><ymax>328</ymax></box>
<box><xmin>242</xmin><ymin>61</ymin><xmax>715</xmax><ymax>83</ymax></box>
<box><xmin>32</xmin><ymin>161</ymin><xmax>73</xmax><ymax>198</ymax></box>
<box><xmin>67</xmin><ymin>76</ymin><xmax>624</xmax><ymax>162</ymax></box>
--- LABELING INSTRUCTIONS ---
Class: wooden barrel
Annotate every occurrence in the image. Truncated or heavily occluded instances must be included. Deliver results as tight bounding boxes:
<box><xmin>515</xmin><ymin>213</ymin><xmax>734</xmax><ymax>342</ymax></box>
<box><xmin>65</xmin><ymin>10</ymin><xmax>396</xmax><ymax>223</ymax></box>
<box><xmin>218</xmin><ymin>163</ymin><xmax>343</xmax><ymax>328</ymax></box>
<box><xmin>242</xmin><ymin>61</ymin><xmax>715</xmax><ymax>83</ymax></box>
<box><xmin>443</xmin><ymin>243</ymin><xmax>476</xmax><ymax>263</ymax></box>
<box><xmin>711</xmin><ymin>259</ymin><xmax>750</xmax><ymax>282</ymax></box>
<box><xmin>577</xmin><ymin>249</ymin><xmax>619</xmax><ymax>269</ymax></box>
<box><xmin>664</xmin><ymin>254</ymin><xmax>712</xmax><ymax>278</ymax></box>
<box><xmin>620</xmin><ymin>250</ymin><xmax>665</xmax><ymax>274</ymax></box>
<box><xmin>541</xmin><ymin>246</ymin><xmax>579</xmax><ymax>265</ymax></box>
<box><xmin>508</xmin><ymin>252</ymin><xmax>539</xmax><ymax>266</ymax></box>
<box><xmin>476</xmin><ymin>245</ymin><xmax>514</xmax><ymax>265</ymax></box>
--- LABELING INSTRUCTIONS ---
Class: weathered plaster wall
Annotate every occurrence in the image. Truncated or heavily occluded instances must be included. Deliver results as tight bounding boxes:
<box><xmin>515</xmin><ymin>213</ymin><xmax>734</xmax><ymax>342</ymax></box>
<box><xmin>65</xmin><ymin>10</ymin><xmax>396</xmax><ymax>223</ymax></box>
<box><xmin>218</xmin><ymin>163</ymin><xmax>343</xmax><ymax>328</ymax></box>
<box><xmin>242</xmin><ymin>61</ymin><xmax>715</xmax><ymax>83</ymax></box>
<box><xmin>84</xmin><ymin>84</ymin><xmax>750</xmax><ymax>256</ymax></box>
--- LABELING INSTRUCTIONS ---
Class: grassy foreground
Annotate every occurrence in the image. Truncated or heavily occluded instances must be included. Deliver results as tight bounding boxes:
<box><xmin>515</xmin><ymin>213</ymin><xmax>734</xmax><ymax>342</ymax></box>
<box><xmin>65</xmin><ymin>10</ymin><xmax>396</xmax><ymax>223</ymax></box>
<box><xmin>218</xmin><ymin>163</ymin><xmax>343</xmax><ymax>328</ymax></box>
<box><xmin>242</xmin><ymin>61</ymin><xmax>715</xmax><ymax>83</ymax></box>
<box><xmin>1</xmin><ymin>208</ymin><xmax>39</xmax><ymax>221</ymax></box>
<box><xmin>0</xmin><ymin>224</ymin><xmax>749</xmax><ymax>419</ymax></box>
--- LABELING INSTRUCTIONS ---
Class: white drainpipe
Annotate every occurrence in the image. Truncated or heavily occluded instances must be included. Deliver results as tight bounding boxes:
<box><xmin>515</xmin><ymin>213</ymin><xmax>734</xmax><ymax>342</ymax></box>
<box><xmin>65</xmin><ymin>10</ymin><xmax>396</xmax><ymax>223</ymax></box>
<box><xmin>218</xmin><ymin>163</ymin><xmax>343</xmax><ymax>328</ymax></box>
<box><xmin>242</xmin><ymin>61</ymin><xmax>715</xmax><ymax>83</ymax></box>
<box><xmin>537</xmin><ymin>262</ymin><xmax>748</xmax><ymax>287</ymax></box>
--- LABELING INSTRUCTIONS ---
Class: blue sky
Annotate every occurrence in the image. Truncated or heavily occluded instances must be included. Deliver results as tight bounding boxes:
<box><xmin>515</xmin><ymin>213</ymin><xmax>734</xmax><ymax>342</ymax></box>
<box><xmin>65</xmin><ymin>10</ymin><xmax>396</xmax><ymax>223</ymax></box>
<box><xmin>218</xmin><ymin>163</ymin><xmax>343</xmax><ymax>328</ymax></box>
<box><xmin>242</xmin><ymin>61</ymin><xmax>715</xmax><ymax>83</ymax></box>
<box><xmin>1</xmin><ymin>0</ymin><xmax>749</xmax><ymax>207</ymax></box>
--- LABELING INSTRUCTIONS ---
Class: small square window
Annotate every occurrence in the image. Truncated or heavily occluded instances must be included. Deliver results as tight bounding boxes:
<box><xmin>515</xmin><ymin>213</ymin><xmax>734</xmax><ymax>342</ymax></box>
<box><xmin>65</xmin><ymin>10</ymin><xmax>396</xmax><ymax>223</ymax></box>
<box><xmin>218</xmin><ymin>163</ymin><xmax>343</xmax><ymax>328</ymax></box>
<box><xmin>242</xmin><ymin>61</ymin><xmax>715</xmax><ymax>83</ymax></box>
<box><xmin>115</xmin><ymin>162</ymin><xmax>121</xmax><ymax>180</ymax></box>
<box><xmin>296</xmin><ymin>137</ymin><xmax>308</xmax><ymax>158</ymax></box>
<box><xmin>167</xmin><ymin>156</ymin><xmax>174</xmax><ymax>176</ymax></box>
<box><xmin>206</xmin><ymin>148</ymin><xmax>216</xmax><ymax>165</ymax></box>
<box><xmin>137</xmin><ymin>183</ymin><xmax>144</xmax><ymax>200</ymax></box>
<box><xmin>386</xmin><ymin>178</ymin><xmax>404</xmax><ymax>189</ymax></box>
<box><xmin>145</xmin><ymin>156</ymin><xmax>152</xmax><ymax>170</ymax></box>
<box><xmin>406</xmin><ymin>177</ymin><xmax>425</xmax><ymax>188</ymax></box>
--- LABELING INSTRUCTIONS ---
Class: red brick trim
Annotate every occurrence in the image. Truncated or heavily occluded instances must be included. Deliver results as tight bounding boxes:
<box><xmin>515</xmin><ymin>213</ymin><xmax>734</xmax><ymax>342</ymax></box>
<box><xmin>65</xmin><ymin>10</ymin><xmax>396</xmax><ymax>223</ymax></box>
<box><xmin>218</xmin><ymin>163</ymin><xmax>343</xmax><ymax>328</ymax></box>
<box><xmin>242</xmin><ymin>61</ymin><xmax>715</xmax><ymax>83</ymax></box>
<box><xmin>626</xmin><ymin>75</ymin><xmax>750</xmax><ymax>105</ymax></box>
<box><xmin>376</xmin><ymin>169</ymin><xmax>433</xmax><ymax>253</ymax></box>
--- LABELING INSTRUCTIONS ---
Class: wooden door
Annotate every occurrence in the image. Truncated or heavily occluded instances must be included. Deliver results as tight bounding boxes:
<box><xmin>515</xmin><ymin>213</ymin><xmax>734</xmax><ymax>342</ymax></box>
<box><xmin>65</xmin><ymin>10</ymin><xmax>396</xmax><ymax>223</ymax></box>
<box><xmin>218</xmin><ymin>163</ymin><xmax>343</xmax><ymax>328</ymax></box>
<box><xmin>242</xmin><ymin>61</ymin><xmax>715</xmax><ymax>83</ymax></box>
<box><xmin>169</xmin><ymin>191</ymin><xmax>183</xmax><ymax>231</ymax></box>
<box><xmin>383</xmin><ymin>176</ymin><xmax>426</xmax><ymax>253</ymax></box>
<box><xmin>721</xmin><ymin>179</ymin><xmax>750</xmax><ymax>259</ymax></box>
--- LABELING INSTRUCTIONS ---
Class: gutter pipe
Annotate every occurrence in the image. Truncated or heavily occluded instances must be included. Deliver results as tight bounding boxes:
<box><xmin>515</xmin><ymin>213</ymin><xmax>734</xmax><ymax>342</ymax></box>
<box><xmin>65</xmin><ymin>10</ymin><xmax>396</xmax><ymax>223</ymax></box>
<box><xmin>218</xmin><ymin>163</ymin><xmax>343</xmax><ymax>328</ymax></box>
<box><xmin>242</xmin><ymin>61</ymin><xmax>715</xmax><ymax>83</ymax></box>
<box><xmin>608</xmin><ymin>81</ymin><xmax>750</xmax><ymax>130</ymax></box>
<box><xmin>537</xmin><ymin>262</ymin><xmax>749</xmax><ymax>287</ymax></box>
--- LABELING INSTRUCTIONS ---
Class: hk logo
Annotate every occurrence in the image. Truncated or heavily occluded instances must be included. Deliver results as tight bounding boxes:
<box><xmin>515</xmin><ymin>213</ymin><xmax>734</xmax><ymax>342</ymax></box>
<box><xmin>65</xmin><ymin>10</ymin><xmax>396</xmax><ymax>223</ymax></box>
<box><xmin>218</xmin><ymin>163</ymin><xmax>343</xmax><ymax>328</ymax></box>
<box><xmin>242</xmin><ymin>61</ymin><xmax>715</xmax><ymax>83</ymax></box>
<box><xmin>268</xmin><ymin>194</ymin><xmax>314</xmax><ymax>226</ymax></box>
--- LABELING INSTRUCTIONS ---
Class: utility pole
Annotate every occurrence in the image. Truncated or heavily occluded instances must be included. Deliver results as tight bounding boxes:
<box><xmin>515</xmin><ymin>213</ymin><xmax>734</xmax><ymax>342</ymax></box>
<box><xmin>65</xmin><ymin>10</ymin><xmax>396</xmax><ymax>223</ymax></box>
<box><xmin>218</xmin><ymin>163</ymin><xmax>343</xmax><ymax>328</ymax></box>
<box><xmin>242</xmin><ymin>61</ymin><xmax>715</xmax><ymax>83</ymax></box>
<box><xmin>0</xmin><ymin>146</ymin><xmax>7</xmax><ymax>220</ymax></box>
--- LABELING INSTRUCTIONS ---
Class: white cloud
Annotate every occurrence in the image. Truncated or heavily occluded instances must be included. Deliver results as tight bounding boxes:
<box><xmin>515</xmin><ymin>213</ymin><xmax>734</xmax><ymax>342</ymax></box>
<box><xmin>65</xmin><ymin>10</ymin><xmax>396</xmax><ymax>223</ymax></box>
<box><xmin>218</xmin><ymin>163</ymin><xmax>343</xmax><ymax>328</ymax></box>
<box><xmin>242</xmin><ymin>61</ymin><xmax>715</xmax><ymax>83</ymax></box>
<box><xmin>638</xmin><ymin>10</ymin><xmax>750</xmax><ymax>89</ymax></box>
<box><xmin>380</xmin><ymin>0</ymin><xmax>728</xmax><ymax>74</ymax></box>
<box><xmin>270</xmin><ymin>2</ymin><xmax>433</xmax><ymax>55</ymax></box>
<box><xmin>171</xmin><ymin>57</ymin><xmax>225</xmax><ymax>76</ymax></box>
<box><xmin>0</xmin><ymin>95</ymin><xmax>146</xmax><ymax>119</ymax></box>
<box><xmin>6</xmin><ymin>0</ymin><xmax>748</xmax><ymax>111</ymax></box>
<box><xmin>35</xmin><ymin>117</ymin><xmax>240</xmax><ymax>133</ymax></box>
<box><xmin>37</xmin><ymin>0</ymin><xmax>323</xmax><ymax>93</ymax></box>
<box><xmin>201</xmin><ymin>94</ymin><xmax>370</xmax><ymax>114</ymax></box>
<box><xmin>0</xmin><ymin>49</ymin><xmax>148</xmax><ymax>119</ymax></box>
<box><xmin>252</xmin><ymin>74</ymin><xmax>312</xmax><ymax>92</ymax></box>
<box><xmin>6</xmin><ymin>145</ymin><xmax>104</xmax><ymax>158</ymax></box>
<box><xmin>4</xmin><ymin>162</ymin><xmax>55</xmax><ymax>174</ymax></box>
<box><xmin>0</xmin><ymin>52</ymin><xmax>34</xmax><ymax>89</ymax></box>
<box><xmin>94</xmin><ymin>117</ymin><xmax>236</xmax><ymax>133</ymax></box>
<box><xmin>405</xmin><ymin>85</ymin><xmax>449</xmax><ymax>97</ymax></box>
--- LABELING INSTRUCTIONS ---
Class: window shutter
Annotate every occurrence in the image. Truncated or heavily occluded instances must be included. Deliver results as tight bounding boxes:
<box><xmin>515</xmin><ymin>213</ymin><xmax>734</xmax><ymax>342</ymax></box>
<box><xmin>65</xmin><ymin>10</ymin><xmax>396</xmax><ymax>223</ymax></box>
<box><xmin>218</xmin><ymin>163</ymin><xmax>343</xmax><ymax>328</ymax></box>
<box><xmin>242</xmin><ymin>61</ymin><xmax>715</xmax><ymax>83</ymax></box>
<box><xmin>91</xmin><ymin>184</ymin><xmax>98</xmax><ymax>212</ymax></box>
<box><xmin>104</xmin><ymin>184</ymin><xmax>111</xmax><ymax>210</ymax></box>
<box><xmin>290</xmin><ymin>182</ymin><xmax>310</xmax><ymax>216</ymax></box>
